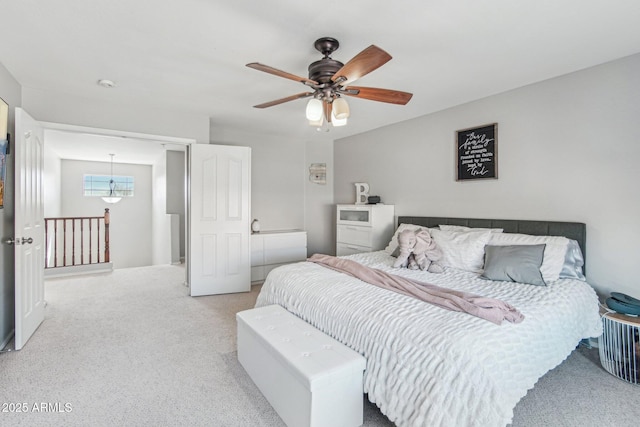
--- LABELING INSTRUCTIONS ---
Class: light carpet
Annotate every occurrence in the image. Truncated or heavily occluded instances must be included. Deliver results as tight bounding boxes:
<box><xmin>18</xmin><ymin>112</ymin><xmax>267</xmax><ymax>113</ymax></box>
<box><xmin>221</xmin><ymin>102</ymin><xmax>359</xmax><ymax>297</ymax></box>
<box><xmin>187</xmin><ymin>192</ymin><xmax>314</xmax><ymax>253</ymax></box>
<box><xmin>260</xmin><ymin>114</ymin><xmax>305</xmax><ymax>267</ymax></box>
<box><xmin>0</xmin><ymin>265</ymin><xmax>638</xmax><ymax>426</ymax></box>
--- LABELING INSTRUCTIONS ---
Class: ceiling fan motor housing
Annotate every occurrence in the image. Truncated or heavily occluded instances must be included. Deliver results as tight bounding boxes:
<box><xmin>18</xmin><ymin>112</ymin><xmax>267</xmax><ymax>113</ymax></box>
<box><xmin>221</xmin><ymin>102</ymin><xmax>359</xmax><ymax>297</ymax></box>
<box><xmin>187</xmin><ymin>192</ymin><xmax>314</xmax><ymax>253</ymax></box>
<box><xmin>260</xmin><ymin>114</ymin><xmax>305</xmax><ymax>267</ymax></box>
<box><xmin>308</xmin><ymin>58</ymin><xmax>344</xmax><ymax>84</ymax></box>
<box><xmin>308</xmin><ymin>37</ymin><xmax>344</xmax><ymax>84</ymax></box>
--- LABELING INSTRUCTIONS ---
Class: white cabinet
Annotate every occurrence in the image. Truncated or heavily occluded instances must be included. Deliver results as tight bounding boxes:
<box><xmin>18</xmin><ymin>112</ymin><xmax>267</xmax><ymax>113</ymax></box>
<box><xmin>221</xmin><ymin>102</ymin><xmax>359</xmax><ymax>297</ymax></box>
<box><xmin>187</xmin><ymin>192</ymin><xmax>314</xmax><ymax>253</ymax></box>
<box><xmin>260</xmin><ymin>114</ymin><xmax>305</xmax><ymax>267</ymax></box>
<box><xmin>336</xmin><ymin>204</ymin><xmax>395</xmax><ymax>256</ymax></box>
<box><xmin>251</xmin><ymin>230</ymin><xmax>307</xmax><ymax>282</ymax></box>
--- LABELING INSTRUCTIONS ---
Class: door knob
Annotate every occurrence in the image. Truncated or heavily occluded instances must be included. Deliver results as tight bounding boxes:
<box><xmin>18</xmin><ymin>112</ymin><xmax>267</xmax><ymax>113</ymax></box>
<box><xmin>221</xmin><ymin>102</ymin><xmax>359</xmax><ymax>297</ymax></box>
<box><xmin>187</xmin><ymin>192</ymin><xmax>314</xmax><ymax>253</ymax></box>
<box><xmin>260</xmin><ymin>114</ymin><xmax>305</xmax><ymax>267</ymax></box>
<box><xmin>2</xmin><ymin>237</ymin><xmax>33</xmax><ymax>245</ymax></box>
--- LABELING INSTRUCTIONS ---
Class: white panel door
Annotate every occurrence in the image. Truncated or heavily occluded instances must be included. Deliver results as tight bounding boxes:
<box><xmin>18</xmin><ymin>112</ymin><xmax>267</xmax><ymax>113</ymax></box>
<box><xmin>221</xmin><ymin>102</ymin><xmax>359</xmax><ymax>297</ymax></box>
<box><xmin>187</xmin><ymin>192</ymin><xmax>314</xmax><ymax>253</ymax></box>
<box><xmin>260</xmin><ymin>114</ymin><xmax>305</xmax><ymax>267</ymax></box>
<box><xmin>188</xmin><ymin>144</ymin><xmax>251</xmax><ymax>296</ymax></box>
<box><xmin>14</xmin><ymin>108</ymin><xmax>45</xmax><ymax>350</ymax></box>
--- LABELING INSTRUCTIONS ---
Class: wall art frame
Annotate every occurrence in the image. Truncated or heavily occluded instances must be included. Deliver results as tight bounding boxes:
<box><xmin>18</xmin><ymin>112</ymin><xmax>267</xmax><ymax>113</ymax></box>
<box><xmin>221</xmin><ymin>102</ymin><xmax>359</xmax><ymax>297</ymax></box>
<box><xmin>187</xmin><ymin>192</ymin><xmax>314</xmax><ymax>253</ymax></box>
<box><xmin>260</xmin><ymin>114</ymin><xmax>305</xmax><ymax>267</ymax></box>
<box><xmin>455</xmin><ymin>123</ymin><xmax>498</xmax><ymax>181</ymax></box>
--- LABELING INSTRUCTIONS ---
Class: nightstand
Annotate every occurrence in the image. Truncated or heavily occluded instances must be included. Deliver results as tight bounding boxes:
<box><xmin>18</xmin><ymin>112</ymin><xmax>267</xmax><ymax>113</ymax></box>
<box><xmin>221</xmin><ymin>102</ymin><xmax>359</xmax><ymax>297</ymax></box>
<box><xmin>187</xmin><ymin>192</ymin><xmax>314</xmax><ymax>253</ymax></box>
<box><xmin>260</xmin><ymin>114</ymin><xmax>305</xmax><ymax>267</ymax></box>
<box><xmin>336</xmin><ymin>204</ymin><xmax>395</xmax><ymax>256</ymax></box>
<box><xmin>599</xmin><ymin>309</ymin><xmax>640</xmax><ymax>385</ymax></box>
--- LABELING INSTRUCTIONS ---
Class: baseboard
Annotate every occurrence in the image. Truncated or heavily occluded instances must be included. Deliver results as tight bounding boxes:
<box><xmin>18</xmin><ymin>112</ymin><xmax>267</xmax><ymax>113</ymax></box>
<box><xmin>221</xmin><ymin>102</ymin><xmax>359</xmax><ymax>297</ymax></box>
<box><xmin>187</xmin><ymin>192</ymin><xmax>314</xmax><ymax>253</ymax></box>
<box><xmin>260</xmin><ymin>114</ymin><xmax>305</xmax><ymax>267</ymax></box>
<box><xmin>44</xmin><ymin>262</ymin><xmax>114</xmax><ymax>278</ymax></box>
<box><xmin>1</xmin><ymin>329</ymin><xmax>15</xmax><ymax>351</ymax></box>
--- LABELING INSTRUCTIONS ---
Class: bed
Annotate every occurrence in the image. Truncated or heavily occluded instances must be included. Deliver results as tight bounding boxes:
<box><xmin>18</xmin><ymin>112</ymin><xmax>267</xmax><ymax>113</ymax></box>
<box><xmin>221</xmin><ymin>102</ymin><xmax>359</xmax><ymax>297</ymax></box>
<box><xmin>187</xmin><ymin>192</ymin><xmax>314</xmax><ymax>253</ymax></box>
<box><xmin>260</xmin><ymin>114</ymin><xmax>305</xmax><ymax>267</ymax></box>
<box><xmin>255</xmin><ymin>216</ymin><xmax>602</xmax><ymax>427</ymax></box>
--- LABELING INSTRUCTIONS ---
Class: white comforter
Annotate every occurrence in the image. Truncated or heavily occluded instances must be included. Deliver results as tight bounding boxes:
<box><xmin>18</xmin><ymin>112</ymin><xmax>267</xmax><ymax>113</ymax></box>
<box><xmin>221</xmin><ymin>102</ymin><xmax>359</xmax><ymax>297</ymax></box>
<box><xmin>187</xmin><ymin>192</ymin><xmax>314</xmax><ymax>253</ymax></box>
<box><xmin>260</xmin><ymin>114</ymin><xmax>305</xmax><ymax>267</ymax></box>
<box><xmin>255</xmin><ymin>251</ymin><xmax>602</xmax><ymax>427</ymax></box>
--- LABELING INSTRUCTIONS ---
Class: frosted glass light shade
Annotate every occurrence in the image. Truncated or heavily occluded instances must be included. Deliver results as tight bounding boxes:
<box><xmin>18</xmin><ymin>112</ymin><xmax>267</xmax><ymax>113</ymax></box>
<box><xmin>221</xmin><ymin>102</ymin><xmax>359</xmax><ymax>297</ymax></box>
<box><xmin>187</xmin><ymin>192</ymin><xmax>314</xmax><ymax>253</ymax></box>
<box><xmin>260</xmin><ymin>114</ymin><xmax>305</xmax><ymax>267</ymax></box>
<box><xmin>308</xmin><ymin>115</ymin><xmax>324</xmax><ymax>127</ymax></box>
<box><xmin>332</xmin><ymin>97</ymin><xmax>350</xmax><ymax>119</ymax></box>
<box><xmin>102</xmin><ymin>196</ymin><xmax>122</xmax><ymax>204</ymax></box>
<box><xmin>331</xmin><ymin>110</ymin><xmax>347</xmax><ymax>126</ymax></box>
<box><xmin>305</xmin><ymin>99</ymin><xmax>323</xmax><ymax>121</ymax></box>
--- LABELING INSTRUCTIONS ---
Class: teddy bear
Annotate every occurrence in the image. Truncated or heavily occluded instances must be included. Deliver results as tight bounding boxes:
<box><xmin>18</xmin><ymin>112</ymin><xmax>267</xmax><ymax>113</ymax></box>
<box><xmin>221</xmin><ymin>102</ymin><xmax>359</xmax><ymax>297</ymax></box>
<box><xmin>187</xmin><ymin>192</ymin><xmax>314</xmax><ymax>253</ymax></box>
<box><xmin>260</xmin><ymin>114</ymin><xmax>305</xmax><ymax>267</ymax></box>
<box><xmin>393</xmin><ymin>228</ymin><xmax>444</xmax><ymax>273</ymax></box>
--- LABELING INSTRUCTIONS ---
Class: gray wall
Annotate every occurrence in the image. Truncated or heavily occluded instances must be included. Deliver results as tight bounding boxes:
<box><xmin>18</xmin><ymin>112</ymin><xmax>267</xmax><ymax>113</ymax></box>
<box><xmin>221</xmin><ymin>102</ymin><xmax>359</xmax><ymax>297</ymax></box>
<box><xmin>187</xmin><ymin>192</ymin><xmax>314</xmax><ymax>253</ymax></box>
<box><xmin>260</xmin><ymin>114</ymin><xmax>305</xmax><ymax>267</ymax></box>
<box><xmin>335</xmin><ymin>53</ymin><xmax>640</xmax><ymax>298</ymax></box>
<box><xmin>0</xmin><ymin>63</ymin><xmax>21</xmax><ymax>349</ymax></box>
<box><xmin>166</xmin><ymin>150</ymin><xmax>185</xmax><ymax>259</ymax></box>
<box><xmin>305</xmin><ymin>139</ymin><xmax>334</xmax><ymax>256</ymax></box>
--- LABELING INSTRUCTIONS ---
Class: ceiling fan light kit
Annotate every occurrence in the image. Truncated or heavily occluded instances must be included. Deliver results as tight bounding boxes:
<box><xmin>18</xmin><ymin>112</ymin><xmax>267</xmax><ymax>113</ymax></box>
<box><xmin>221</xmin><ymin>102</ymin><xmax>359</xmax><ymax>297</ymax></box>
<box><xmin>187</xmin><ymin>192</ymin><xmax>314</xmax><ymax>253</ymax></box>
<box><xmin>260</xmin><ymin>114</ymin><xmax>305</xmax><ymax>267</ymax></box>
<box><xmin>308</xmin><ymin>116</ymin><xmax>324</xmax><ymax>127</ymax></box>
<box><xmin>332</xmin><ymin>97</ymin><xmax>350</xmax><ymax>120</ymax></box>
<box><xmin>247</xmin><ymin>37</ymin><xmax>412</xmax><ymax>129</ymax></box>
<box><xmin>305</xmin><ymin>98</ymin><xmax>324</xmax><ymax>121</ymax></box>
<box><xmin>331</xmin><ymin>112</ymin><xmax>347</xmax><ymax>127</ymax></box>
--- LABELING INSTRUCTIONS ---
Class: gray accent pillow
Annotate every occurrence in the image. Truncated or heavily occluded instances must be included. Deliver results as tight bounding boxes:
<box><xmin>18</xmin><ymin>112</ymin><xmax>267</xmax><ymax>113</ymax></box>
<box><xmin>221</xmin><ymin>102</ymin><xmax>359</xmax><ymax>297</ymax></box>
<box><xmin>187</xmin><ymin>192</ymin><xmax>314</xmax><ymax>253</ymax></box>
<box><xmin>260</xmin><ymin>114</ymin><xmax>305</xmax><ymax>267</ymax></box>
<box><xmin>482</xmin><ymin>244</ymin><xmax>547</xmax><ymax>286</ymax></box>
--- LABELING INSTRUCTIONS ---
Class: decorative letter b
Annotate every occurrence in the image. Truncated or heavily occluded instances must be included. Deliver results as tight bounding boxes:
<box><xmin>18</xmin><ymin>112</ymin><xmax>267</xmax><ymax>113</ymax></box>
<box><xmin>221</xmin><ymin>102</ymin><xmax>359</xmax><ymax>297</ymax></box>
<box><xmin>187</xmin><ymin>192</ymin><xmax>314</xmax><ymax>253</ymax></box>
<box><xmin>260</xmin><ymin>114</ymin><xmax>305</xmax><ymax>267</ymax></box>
<box><xmin>354</xmin><ymin>183</ymin><xmax>370</xmax><ymax>205</ymax></box>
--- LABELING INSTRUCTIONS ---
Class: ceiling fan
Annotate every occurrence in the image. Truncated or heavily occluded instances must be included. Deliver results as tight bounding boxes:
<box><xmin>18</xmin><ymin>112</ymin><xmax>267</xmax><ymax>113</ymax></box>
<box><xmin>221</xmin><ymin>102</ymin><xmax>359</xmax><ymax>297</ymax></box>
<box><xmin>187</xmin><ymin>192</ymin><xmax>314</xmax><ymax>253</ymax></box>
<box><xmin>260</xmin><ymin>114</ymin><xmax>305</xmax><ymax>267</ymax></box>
<box><xmin>246</xmin><ymin>37</ymin><xmax>413</xmax><ymax>127</ymax></box>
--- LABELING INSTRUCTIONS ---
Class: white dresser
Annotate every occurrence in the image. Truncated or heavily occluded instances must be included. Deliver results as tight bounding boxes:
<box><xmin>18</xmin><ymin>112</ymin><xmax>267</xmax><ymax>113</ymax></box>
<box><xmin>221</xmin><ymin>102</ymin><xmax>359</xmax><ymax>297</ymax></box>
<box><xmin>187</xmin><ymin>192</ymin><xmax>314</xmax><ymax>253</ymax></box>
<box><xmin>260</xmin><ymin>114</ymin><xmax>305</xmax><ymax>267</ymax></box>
<box><xmin>336</xmin><ymin>204</ymin><xmax>395</xmax><ymax>256</ymax></box>
<box><xmin>251</xmin><ymin>230</ymin><xmax>307</xmax><ymax>283</ymax></box>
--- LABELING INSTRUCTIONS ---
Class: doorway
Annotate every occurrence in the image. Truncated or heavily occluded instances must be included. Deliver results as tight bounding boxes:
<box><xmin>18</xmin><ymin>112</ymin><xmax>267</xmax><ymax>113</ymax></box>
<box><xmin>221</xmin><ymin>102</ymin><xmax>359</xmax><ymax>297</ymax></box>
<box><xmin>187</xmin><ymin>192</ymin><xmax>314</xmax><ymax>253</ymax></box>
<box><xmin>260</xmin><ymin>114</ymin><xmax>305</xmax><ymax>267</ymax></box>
<box><xmin>41</xmin><ymin>122</ymin><xmax>192</xmax><ymax>281</ymax></box>
<box><xmin>14</xmin><ymin>113</ymin><xmax>246</xmax><ymax>350</ymax></box>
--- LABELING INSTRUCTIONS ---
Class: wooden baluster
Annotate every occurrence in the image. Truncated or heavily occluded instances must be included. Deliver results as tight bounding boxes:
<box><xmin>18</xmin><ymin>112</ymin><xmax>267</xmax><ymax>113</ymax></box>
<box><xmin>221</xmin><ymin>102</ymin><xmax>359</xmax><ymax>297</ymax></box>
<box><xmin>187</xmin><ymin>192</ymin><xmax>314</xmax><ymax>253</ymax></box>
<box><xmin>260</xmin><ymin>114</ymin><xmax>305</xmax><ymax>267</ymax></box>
<box><xmin>89</xmin><ymin>218</ymin><xmax>93</xmax><ymax>264</ymax></box>
<box><xmin>54</xmin><ymin>220</ymin><xmax>58</xmax><ymax>267</ymax></box>
<box><xmin>97</xmin><ymin>218</ymin><xmax>101</xmax><ymax>263</ymax></box>
<box><xmin>72</xmin><ymin>219</ymin><xmax>76</xmax><ymax>266</ymax></box>
<box><xmin>63</xmin><ymin>219</ymin><xmax>67</xmax><ymax>267</ymax></box>
<box><xmin>104</xmin><ymin>208</ymin><xmax>110</xmax><ymax>263</ymax></box>
<box><xmin>80</xmin><ymin>219</ymin><xmax>84</xmax><ymax>265</ymax></box>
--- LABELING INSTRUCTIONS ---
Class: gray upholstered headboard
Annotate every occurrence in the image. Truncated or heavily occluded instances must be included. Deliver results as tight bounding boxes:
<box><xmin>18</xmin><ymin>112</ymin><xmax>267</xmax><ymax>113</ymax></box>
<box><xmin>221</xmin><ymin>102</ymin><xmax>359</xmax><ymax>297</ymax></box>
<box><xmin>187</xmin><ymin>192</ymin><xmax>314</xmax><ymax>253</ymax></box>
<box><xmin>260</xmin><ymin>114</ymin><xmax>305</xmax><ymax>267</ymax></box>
<box><xmin>397</xmin><ymin>216</ymin><xmax>586</xmax><ymax>263</ymax></box>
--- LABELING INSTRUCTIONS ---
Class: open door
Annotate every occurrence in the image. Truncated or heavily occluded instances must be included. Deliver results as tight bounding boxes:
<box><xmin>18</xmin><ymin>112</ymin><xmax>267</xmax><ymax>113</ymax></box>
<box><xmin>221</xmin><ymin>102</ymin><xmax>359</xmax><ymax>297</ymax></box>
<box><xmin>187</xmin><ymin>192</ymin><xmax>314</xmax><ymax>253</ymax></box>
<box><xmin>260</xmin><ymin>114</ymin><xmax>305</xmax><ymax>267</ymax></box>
<box><xmin>14</xmin><ymin>108</ymin><xmax>45</xmax><ymax>350</ymax></box>
<box><xmin>188</xmin><ymin>144</ymin><xmax>251</xmax><ymax>296</ymax></box>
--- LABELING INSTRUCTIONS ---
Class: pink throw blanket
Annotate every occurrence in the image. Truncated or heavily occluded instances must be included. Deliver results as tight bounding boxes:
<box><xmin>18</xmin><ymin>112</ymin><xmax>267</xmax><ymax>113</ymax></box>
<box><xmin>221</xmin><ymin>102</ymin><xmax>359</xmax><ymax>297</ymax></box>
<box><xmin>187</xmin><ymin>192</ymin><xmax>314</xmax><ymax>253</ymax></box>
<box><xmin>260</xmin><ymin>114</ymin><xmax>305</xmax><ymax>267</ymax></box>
<box><xmin>307</xmin><ymin>254</ymin><xmax>524</xmax><ymax>325</ymax></box>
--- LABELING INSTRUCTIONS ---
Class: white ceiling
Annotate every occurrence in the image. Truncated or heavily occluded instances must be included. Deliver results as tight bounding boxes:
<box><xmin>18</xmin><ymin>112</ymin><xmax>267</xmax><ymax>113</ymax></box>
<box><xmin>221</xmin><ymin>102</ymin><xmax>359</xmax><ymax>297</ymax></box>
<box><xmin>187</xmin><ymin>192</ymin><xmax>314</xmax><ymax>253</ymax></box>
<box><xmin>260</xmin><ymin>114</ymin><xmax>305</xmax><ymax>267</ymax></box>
<box><xmin>44</xmin><ymin>129</ymin><xmax>185</xmax><ymax>165</ymax></box>
<box><xmin>2</xmin><ymin>0</ymin><xmax>640</xmax><ymax>146</ymax></box>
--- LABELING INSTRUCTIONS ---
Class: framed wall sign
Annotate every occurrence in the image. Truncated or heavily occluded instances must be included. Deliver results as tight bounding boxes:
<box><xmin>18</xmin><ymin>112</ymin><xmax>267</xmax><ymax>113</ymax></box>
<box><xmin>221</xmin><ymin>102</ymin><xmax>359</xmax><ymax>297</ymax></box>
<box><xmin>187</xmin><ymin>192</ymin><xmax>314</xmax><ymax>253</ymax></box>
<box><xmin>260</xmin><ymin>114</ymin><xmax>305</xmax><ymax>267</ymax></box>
<box><xmin>456</xmin><ymin>123</ymin><xmax>497</xmax><ymax>181</ymax></box>
<box><xmin>308</xmin><ymin>163</ymin><xmax>326</xmax><ymax>185</ymax></box>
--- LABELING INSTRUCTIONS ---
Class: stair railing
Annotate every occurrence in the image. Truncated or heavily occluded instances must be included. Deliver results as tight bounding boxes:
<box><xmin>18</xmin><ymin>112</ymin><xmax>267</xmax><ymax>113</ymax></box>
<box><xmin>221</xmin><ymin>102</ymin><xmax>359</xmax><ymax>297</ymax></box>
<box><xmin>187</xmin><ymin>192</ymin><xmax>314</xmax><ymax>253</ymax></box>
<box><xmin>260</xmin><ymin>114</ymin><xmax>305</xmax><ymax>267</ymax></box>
<box><xmin>44</xmin><ymin>208</ymin><xmax>110</xmax><ymax>269</ymax></box>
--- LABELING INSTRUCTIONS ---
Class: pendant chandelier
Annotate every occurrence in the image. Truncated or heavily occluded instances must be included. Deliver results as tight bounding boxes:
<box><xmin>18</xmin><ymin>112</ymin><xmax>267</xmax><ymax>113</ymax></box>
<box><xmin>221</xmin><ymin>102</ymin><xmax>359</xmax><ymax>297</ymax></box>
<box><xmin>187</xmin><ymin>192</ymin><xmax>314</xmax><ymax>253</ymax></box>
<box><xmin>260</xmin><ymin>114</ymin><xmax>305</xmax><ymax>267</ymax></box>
<box><xmin>102</xmin><ymin>153</ymin><xmax>121</xmax><ymax>204</ymax></box>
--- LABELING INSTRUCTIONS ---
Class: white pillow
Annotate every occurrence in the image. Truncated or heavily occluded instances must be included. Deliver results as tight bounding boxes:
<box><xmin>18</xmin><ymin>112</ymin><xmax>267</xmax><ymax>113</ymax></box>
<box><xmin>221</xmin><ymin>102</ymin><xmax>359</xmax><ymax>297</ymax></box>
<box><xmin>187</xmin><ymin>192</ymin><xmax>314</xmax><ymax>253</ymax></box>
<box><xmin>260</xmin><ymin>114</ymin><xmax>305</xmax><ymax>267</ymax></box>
<box><xmin>488</xmin><ymin>233</ymin><xmax>569</xmax><ymax>283</ymax></box>
<box><xmin>384</xmin><ymin>223</ymin><xmax>428</xmax><ymax>255</ymax></box>
<box><xmin>439</xmin><ymin>225</ymin><xmax>504</xmax><ymax>233</ymax></box>
<box><xmin>428</xmin><ymin>228</ymin><xmax>493</xmax><ymax>273</ymax></box>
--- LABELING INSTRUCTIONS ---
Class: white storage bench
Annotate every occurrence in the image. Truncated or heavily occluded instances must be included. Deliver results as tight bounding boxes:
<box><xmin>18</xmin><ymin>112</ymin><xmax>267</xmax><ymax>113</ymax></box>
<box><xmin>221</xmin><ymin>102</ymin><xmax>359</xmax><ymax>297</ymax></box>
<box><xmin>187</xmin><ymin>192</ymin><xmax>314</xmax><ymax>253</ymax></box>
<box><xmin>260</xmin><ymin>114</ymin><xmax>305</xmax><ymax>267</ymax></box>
<box><xmin>237</xmin><ymin>304</ymin><xmax>366</xmax><ymax>427</ymax></box>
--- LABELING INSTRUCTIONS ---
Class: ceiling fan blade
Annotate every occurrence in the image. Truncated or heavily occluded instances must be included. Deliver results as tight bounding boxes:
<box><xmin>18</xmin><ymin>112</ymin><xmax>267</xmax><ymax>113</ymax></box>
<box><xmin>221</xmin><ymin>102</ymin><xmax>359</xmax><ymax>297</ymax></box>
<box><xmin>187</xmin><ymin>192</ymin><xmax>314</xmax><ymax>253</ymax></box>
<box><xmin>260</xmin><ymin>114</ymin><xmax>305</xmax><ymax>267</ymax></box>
<box><xmin>246</xmin><ymin>62</ymin><xmax>318</xmax><ymax>86</ymax></box>
<box><xmin>253</xmin><ymin>92</ymin><xmax>314</xmax><ymax>109</ymax></box>
<box><xmin>343</xmin><ymin>86</ymin><xmax>413</xmax><ymax>105</ymax></box>
<box><xmin>331</xmin><ymin>45</ymin><xmax>392</xmax><ymax>86</ymax></box>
